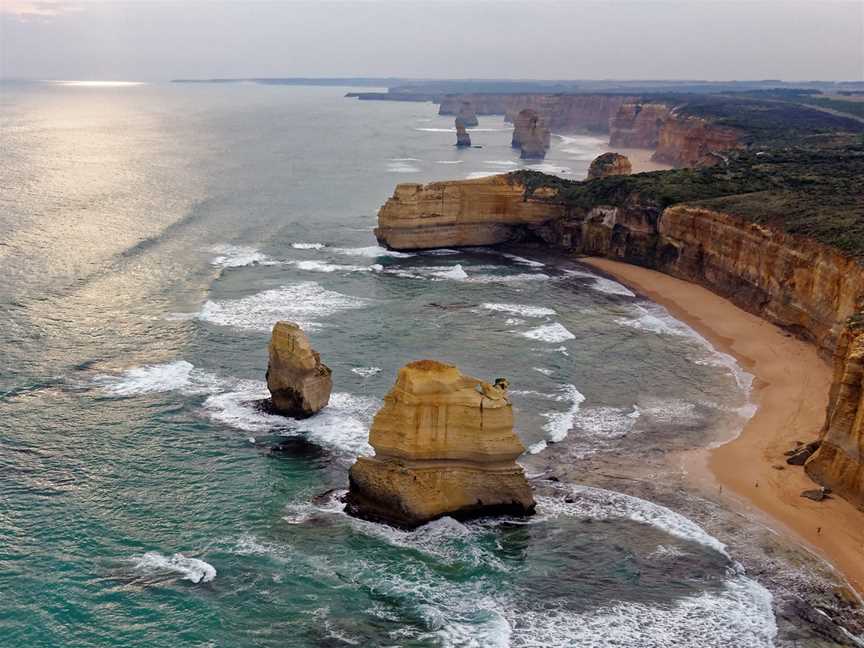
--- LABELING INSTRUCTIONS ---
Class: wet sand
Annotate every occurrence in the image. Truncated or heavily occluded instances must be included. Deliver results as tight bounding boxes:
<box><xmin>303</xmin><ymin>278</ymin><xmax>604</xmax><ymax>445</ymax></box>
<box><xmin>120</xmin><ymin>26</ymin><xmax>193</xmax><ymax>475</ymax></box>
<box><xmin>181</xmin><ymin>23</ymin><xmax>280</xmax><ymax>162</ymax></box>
<box><xmin>583</xmin><ymin>257</ymin><xmax>864</xmax><ymax>596</ymax></box>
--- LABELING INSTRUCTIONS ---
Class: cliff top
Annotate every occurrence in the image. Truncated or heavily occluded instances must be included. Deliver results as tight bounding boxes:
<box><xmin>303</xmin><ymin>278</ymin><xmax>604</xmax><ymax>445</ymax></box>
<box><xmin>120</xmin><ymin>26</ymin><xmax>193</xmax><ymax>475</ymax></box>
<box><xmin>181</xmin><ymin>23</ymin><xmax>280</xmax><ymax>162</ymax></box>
<box><xmin>512</xmin><ymin>140</ymin><xmax>864</xmax><ymax>259</ymax></box>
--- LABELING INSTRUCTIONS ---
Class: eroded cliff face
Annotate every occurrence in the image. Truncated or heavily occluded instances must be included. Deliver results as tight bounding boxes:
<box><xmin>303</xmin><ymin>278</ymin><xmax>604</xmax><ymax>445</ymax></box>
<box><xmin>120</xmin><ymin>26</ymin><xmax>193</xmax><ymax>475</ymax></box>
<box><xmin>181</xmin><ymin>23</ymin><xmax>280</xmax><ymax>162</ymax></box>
<box><xmin>439</xmin><ymin>94</ymin><xmax>633</xmax><ymax>133</ymax></box>
<box><xmin>374</xmin><ymin>175</ymin><xmax>565</xmax><ymax>250</ymax></box>
<box><xmin>807</xmin><ymin>327</ymin><xmax>864</xmax><ymax>509</ymax></box>
<box><xmin>609</xmin><ymin>102</ymin><xmax>672</xmax><ymax>149</ymax></box>
<box><xmin>375</xmin><ymin>174</ymin><xmax>864</xmax><ymax>508</ymax></box>
<box><xmin>652</xmin><ymin>114</ymin><xmax>743</xmax><ymax>167</ymax></box>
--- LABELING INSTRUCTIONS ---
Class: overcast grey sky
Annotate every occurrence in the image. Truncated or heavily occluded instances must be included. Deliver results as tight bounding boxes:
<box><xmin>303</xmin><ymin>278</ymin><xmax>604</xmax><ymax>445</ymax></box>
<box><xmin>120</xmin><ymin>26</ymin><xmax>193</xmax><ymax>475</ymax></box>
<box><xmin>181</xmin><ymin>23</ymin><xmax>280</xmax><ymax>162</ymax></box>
<box><xmin>2</xmin><ymin>0</ymin><xmax>862</xmax><ymax>81</ymax></box>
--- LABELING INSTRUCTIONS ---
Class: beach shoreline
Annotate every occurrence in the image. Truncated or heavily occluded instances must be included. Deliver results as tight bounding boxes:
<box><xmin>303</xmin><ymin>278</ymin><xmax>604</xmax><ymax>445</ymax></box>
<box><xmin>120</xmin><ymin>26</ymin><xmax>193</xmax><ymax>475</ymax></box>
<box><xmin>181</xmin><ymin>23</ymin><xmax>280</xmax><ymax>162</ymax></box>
<box><xmin>582</xmin><ymin>257</ymin><xmax>864</xmax><ymax>597</ymax></box>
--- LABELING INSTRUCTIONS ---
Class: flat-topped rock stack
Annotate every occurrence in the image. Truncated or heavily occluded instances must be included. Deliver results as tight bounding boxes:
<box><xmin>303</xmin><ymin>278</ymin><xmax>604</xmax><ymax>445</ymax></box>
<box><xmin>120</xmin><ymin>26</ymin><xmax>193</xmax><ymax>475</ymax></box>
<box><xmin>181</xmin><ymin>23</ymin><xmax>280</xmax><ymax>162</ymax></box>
<box><xmin>511</xmin><ymin>108</ymin><xmax>551</xmax><ymax>159</ymax></box>
<box><xmin>345</xmin><ymin>360</ymin><xmax>535</xmax><ymax>528</ymax></box>
<box><xmin>455</xmin><ymin>117</ymin><xmax>471</xmax><ymax>147</ymax></box>
<box><xmin>266</xmin><ymin>321</ymin><xmax>332</xmax><ymax>418</ymax></box>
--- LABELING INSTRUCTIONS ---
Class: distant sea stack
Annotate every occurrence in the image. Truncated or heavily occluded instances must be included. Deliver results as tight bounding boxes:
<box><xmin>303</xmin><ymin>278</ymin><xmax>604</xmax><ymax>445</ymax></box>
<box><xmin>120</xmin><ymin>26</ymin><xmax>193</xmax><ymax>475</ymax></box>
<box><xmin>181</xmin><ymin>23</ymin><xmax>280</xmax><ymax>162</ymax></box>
<box><xmin>266</xmin><ymin>321</ymin><xmax>332</xmax><ymax>418</ymax></box>
<box><xmin>587</xmin><ymin>152</ymin><xmax>632</xmax><ymax>179</ymax></box>
<box><xmin>455</xmin><ymin>117</ymin><xmax>471</xmax><ymax>147</ymax></box>
<box><xmin>345</xmin><ymin>360</ymin><xmax>535</xmax><ymax>528</ymax></box>
<box><xmin>456</xmin><ymin>100</ymin><xmax>479</xmax><ymax>127</ymax></box>
<box><xmin>511</xmin><ymin>108</ymin><xmax>550</xmax><ymax>160</ymax></box>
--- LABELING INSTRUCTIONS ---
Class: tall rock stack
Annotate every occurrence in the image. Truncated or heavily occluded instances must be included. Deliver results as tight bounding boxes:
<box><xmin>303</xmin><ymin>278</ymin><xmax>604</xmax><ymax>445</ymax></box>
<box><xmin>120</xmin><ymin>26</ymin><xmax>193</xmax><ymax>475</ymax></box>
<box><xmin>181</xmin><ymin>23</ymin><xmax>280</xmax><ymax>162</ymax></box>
<box><xmin>457</xmin><ymin>100</ymin><xmax>479</xmax><ymax>127</ymax></box>
<box><xmin>587</xmin><ymin>152</ymin><xmax>632</xmax><ymax>179</ymax></box>
<box><xmin>454</xmin><ymin>117</ymin><xmax>471</xmax><ymax>147</ymax></box>
<box><xmin>266</xmin><ymin>321</ymin><xmax>332</xmax><ymax>418</ymax></box>
<box><xmin>512</xmin><ymin>108</ymin><xmax>550</xmax><ymax>159</ymax></box>
<box><xmin>345</xmin><ymin>360</ymin><xmax>536</xmax><ymax>527</ymax></box>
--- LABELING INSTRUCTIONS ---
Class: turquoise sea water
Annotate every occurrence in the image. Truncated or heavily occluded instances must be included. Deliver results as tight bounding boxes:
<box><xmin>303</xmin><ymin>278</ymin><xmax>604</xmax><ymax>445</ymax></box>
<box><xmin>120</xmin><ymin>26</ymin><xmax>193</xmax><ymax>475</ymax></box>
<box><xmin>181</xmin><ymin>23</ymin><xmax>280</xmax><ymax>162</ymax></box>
<box><xmin>1</xmin><ymin>82</ymin><xmax>774</xmax><ymax>647</ymax></box>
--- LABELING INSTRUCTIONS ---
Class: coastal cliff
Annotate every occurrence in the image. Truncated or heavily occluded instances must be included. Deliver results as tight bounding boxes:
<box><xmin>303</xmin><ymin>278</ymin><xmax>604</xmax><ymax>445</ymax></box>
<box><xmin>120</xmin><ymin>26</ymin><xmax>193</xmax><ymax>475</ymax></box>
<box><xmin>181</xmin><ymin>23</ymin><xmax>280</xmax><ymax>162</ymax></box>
<box><xmin>609</xmin><ymin>101</ymin><xmax>743</xmax><ymax>167</ymax></box>
<box><xmin>807</xmin><ymin>327</ymin><xmax>864</xmax><ymax>509</ymax></box>
<box><xmin>374</xmin><ymin>175</ymin><xmax>565</xmax><ymax>250</ymax></box>
<box><xmin>439</xmin><ymin>93</ymin><xmax>633</xmax><ymax>133</ymax></box>
<box><xmin>375</xmin><ymin>145</ymin><xmax>864</xmax><ymax>508</ymax></box>
<box><xmin>652</xmin><ymin>114</ymin><xmax>743</xmax><ymax>167</ymax></box>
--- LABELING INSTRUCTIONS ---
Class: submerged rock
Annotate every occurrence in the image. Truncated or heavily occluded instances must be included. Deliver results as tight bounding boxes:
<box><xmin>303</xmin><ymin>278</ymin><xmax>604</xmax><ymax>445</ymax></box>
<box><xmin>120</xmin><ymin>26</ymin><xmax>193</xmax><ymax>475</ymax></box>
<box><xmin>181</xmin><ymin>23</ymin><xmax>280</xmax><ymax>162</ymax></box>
<box><xmin>454</xmin><ymin>117</ymin><xmax>471</xmax><ymax>148</ymax></box>
<box><xmin>587</xmin><ymin>152</ymin><xmax>633</xmax><ymax>179</ymax></box>
<box><xmin>345</xmin><ymin>359</ymin><xmax>535</xmax><ymax>528</ymax></box>
<box><xmin>265</xmin><ymin>321</ymin><xmax>332</xmax><ymax>418</ymax></box>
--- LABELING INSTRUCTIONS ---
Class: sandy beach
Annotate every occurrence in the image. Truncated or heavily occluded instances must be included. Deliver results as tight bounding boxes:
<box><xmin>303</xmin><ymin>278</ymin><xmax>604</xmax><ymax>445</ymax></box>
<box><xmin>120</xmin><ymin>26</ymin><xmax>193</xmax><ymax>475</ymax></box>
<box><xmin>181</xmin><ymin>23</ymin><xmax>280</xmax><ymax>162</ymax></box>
<box><xmin>605</xmin><ymin>147</ymin><xmax>673</xmax><ymax>174</ymax></box>
<box><xmin>583</xmin><ymin>257</ymin><xmax>864</xmax><ymax>596</ymax></box>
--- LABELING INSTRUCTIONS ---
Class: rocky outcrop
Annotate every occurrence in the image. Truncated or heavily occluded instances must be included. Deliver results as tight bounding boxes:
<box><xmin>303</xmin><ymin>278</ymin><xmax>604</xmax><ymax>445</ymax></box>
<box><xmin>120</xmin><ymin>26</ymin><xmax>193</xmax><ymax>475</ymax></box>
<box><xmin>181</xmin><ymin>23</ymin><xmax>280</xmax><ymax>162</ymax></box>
<box><xmin>609</xmin><ymin>102</ymin><xmax>743</xmax><ymax>167</ymax></box>
<box><xmin>374</xmin><ymin>175</ymin><xmax>565</xmax><ymax>250</ymax></box>
<box><xmin>345</xmin><ymin>360</ymin><xmax>535</xmax><ymax>527</ymax></box>
<box><xmin>376</xmin><ymin>171</ymin><xmax>864</xmax><ymax>507</ymax></box>
<box><xmin>587</xmin><ymin>152</ymin><xmax>632</xmax><ymax>179</ymax></box>
<box><xmin>652</xmin><ymin>113</ymin><xmax>743</xmax><ymax>167</ymax></box>
<box><xmin>512</xmin><ymin>109</ymin><xmax>550</xmax><ymax>159</ymax></box>
<box><xmin>439</xmin><ymin>94</ymin><xmax>634</xmax><ymax>133</ymax></box>
<box><xmin>806</xmin><ymin>327</ymin><xmax>864</xmax><ymax>509</ymax></box>
<box><xmin>266</xmin><ymin>321</ymin><xmax>332</xmax><ymax>418</ymax></box>
<box><xmin>456</xmin><ymin>100</ymin><xmax>478</xmax><ymax>127</ymax></box>
<box><xmin>455</xmin><ymin>117</ymin><xmax>471</xmax><ymax>147</ymax></box>
<box><xmin>609</xmin><ymin>102</ymin><xmax>672</xmax><ymax>149</ymax></box>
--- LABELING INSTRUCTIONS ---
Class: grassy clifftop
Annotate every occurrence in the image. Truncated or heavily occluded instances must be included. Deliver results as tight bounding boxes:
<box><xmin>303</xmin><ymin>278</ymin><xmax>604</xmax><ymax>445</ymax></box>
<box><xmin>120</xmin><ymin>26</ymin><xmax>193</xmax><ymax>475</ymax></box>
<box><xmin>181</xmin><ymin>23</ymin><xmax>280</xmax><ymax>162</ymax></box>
<box><xmin>511</xmin><ymin>140</ymin><xmax>864</xmax><ymax>258</ymax></box>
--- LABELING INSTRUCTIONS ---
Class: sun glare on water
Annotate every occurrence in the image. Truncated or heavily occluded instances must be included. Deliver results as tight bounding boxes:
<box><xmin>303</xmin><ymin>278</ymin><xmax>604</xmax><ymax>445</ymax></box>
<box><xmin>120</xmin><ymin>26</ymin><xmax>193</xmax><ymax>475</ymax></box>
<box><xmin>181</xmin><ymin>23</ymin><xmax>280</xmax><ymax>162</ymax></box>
<box><xmin>49</xmin><ymin>80</ymin><xmax>146</xmax><ymax>87</ymax></box>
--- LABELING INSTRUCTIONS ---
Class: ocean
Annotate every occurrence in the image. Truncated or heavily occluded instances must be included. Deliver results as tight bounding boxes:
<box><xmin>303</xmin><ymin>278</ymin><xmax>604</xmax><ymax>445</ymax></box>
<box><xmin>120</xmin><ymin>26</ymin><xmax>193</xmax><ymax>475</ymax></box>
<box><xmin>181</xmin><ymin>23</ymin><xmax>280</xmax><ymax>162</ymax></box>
<box><xmin>1</xmin><ymin>82</ymin><xmax>777</xmax><ymax>647</ymax></box>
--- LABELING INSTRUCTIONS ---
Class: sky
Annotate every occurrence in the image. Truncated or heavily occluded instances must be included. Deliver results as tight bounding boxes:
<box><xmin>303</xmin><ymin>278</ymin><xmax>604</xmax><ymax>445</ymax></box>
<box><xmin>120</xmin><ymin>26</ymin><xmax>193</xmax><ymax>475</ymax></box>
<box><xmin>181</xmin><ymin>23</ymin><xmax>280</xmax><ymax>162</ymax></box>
<box><xmin>1</xmin><ymin>0</ymin><xmax>862</xmax><ymax>81</ymax></box>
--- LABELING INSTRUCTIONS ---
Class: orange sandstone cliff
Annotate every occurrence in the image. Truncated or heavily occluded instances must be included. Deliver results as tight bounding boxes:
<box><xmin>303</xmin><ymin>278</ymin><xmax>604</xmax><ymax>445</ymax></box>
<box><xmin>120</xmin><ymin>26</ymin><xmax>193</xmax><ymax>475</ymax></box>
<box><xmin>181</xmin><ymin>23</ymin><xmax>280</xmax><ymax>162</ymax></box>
<box><xmin>375</xmin><ymin>174</ymin><xmax>864</xmax><ymax>509</ymax></box>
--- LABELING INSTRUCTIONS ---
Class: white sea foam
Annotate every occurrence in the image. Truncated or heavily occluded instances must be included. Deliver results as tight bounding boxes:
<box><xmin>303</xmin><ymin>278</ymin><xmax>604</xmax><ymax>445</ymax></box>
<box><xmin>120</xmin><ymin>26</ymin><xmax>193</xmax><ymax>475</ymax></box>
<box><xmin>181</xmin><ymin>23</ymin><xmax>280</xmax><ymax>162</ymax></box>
<box><xmin>201</xmin><ymin>381</ymin><xmax>292</xmax><ymax>434</ymax></box>
<box><xmin>436</xmin><ymin>160</ymin><xmax>464</xmax><ymax>165</ymax></box>
<box><xmin>291</xmin><ymin>242</ymin><xmax>326</xmax><ymax>250</ymax></box>
<box><xmin>484</xmin><ymin>160</ymin><xmax>519</xmax><ymax>166</ymax></box>
<box><xmin>616</xmin><ymin>304</ymin><xmax>694</xmax><ymax>336</ymax></box>
<box><xmin>331</xmin><ymin>245</ymin><xmax>415</xmax><ymax>259</ymax></box>
<box><xmin>481</xmin><ymin>303</ymin><xmax>556</xmax><ymax>318</ymax></box>
<box><xmin>466</xmin><ymin>272</ymin><xmax>551</xmax><ymax>284</ymax></box>
<box><xmin>499</xmin><ymin>576</ymin><xmax>776</xmax><ymax>648</ymax></box>
<box><xmin>419</xmin><ymin>248</ymin><xmax>460</xmax><ymax>256</ymax></box>
<box><xmin>288</xmin><ymin>392</ymin><xmax>378</xmax><ymax>457</ymax></box>
<box><xmin>521</xmin><ymin>322</ymin><xmax>575</xmax><ymax>343</ymax></box>
<box><xmin>197</xmin><ymin>281</ymin><xmax>367</xmax><ymax>331</ymax></box>
<box><xmin>432</xmin><ymin>264</ymin><xmax>469</xmax><ymax>280</ymax></box>
<box><xmin>415</xmin><ymin>127</ymin><xmax>511</xmax><ymax>133</ymax></box>
<box><xmin>130</xmin><ymin>552</ymin><xmax>216</xmax><ymax>584</ymax></box>
<box><xmin>289</xmin><ymin>259</ymin><xmax>370</xmax><ymax>273</ymax></box>
<box><xmin>498</xmin><ymin>252</ymin><xmax>545</xmax><ymax>268</ymax></box>
<box><xmin>352</xmin><ymin>366</ymin><xmax>382</xmax><ymax>377</ymax></box>
<box><xmin>94</xmin><ymin>360</ymin><xmax>228</xmax><ymax>396</ymax></box>
<box><xmin>210</xmin><ymin>244</ymin><xmax>276</xmax><ymax>268</ymax></box>
<box><xmin>389</xmin><ymin>157</ymin><xmax>421</xmax><ymax>161</ymax></box>
<box><xmin>564</xmin><ymin>269</ymin><xmax>636</xmax><ymax>297</ymax></box>
<box><xmin>387</xmin><ymin>161</ymin><xmax>421</xmax><ymax>173</ymax></box>
<box><xmin>540</xmin><ymin>484</ymin><xmax>728</xmax><ymax>555</ymax></box>
<box><xmin>533</xmin><ymin>367</ymin><xmax>553</xmax><ymax>376</ymax></box>
<box><xmin>541</xmin><ymin>384</ymin><xmax>586</xmax><ymax>442</ymax></box>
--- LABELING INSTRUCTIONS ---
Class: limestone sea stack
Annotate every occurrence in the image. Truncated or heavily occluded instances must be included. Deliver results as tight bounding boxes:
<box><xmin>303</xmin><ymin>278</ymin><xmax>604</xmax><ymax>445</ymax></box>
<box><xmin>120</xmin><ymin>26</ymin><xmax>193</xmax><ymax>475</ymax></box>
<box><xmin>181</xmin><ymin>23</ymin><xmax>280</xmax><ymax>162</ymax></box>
<box><xmin>512</xmin><ymin>108</ymin><xmax>551</xmax><ymax>160</ymax></box>
<box><xmin>345</xmin><ymin>360</ymin><xmax>535</xmax><ymax>527</ymax></box>
<box><xmin>456</xmin><ymin>100</ymin><xmax>479</xmax><ymax>127</ymax></box>
<box><xmin>587</xmin><ymin>152</ymin><xmax>632</xmax><ymax>179</ymax></box>
<box><xmin>266</xmin><ymin>321</ymin><xmax>332</xmax><ymax>418</ymax></box>
<box><xmin>455</xmin><ymin>117</ymin><xmax>471</xmax><ymax>148</ymax></box>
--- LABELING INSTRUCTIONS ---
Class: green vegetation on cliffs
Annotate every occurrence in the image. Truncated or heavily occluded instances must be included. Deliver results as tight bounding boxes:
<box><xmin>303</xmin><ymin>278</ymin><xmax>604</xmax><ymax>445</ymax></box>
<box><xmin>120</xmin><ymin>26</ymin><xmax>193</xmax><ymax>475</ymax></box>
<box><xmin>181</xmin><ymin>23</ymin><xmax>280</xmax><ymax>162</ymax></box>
<box><xmin>511</xmin><ymin>140</ymin><xmax>864</xmax><ymax>258</ymax></box>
